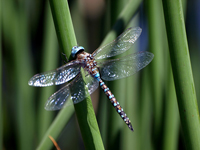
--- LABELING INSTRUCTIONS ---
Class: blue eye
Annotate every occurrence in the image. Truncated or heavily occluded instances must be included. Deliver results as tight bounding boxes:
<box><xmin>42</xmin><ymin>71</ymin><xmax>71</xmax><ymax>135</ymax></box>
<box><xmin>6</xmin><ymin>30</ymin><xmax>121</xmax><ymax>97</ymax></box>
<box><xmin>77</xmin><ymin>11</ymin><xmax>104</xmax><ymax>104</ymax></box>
<box><xmin>71</xmin><ymin>46</ymin><xmax>85</xmax><ymax>58</ymax></box>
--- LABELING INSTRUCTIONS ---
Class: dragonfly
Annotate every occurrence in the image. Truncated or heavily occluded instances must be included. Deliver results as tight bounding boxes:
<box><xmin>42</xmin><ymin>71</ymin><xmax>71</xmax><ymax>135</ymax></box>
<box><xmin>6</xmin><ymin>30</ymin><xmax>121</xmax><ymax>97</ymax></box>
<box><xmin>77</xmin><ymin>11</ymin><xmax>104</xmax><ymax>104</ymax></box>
<box><xmin>28</xmin><ymin>27</ymin><xmax>154</xmax><ymax>131</ymax></box>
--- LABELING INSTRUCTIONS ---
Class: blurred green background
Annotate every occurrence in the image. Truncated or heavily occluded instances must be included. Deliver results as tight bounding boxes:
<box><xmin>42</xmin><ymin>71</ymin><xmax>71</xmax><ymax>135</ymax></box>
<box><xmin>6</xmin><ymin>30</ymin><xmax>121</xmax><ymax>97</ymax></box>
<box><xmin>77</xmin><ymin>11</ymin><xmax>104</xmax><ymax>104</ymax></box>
<box><xmin>1</xmin><ymin>0</ymin><xmax>200</xmax><ymax>149</ymax></box>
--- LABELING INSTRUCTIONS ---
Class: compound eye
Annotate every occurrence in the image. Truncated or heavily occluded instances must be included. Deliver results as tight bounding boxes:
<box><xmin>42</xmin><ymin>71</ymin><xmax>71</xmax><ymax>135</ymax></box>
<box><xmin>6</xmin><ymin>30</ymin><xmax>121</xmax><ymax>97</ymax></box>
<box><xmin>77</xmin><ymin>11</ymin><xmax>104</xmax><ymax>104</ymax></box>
<box><xmin>71</xmin><ymin>46</ymin><xmax>85</xmax><ymax>58</ymax></box>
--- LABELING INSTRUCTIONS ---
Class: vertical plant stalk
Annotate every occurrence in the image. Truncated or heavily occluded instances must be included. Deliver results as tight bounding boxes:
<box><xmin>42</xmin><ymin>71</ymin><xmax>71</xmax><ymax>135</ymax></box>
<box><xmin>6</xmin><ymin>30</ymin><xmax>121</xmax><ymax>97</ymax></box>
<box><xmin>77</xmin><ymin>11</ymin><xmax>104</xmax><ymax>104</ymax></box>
<box><xmin>162</xmin><ymin>0</ymin><xmax>200</xmax><ymax>149</ymax></box>
<box><xmin>106</xmin><ymin>2</ymin><xmax>127</xmax><ymax>149</ymax></box>
<box><xmin>2</xmin><ymin>1</ymin><xmax>36</xmax><ymax>149</ymax></box>
<box><xmin>162</xmin><ymin>59</ymin><xmax>179</xmax><ymax>150</ymax></box>
<box><xmin>101</xmin><ymin>0</ymin><xmax>142</xmax><ymax>46</ymax></box>
<box><xmin>140</xmin><ymin>67</ymin><xmax>154</xmax><ymax>150</ymax></box>
<box><xmin>0</xmin><ymin>0</ymin><xmax>2</xmax><ymax>147</ymax></box>
<box><xmin>49</xmin><ymin>0</ymin><xmax>104</xmax><ymax>150</ymax></box>
<box><xmin>49</xmin><ymin>0</ymin><xmax>76</xmax><ymax>56</ymax></box>
<box><xmin>37</xmin><ymin>104</ymin><xmax>74</xmax><ymax>150</ymax></box>
<box><xmin>37</xmin><ymin>3</ymin><xmax>59</xmax><ymax>141</ymax></box>
<box><xmin>146</xmin><ymin>0</ymin><xmax>165</xmax><ymax>145</ymax></box>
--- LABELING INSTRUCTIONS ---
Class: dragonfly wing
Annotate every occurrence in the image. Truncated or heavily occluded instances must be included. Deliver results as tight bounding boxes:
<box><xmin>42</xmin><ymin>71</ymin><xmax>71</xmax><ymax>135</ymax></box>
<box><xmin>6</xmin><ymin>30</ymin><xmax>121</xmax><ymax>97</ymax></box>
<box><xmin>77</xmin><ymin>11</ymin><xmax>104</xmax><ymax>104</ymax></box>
<box><xmin>92</xmin><ymin>27</ymin><xmax>142</xmax><ymax>59</ymax></box>
<box><xmin>71</xmin><ymin>71</ymin><xmax>99</xmax><ymax>104</ymax></box>
<box><xmin>45</xmin><ymin>82</ymin><xmax>73</xmax><ymax>110</ymax></box>
<box><xmin>28</xmin><ymin>60</ymin><xmax>81</xmax><ymax>87</ymax></box>
<box><xmin>98</xmin><ymin>51</ymin><xmax>154</xmax><ymax>81</ymax></box>
<box><xmin>45</xmin><ymin>72</ymin><xmax>99</xmax><ymax>110</ymax></box>
<box><xmin>85</xmin><ymin>74</ymin><xmax>99</xmax><ymax>94</ymax></box>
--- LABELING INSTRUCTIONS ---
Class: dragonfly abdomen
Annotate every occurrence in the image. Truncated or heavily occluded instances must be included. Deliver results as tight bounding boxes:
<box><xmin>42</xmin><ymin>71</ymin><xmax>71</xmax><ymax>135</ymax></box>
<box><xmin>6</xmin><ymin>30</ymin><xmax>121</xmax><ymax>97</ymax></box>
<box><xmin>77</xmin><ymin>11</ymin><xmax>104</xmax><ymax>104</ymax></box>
<box><xmin>98</xmin><ymin>78</ymin><xmax>133</xmax><ymax>131</ymax></box>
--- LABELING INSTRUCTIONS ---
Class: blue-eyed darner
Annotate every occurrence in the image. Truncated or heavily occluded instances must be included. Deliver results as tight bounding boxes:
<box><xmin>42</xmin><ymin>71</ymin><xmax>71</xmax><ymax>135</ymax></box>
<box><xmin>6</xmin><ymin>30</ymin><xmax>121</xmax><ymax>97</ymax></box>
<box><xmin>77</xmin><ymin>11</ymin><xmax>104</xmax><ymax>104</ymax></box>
<box><xmin>28</xmin><ymin>27</ymin><xmax>154</xmax><ymax>131</ymax></box>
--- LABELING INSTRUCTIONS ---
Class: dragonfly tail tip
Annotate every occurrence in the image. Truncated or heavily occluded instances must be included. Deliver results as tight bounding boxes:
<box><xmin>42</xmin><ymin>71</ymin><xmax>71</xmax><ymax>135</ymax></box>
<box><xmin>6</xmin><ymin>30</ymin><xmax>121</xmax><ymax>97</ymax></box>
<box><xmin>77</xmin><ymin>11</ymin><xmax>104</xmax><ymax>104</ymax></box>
<box><xmin>129</xmin><ymin>124</ymin><xmax>134</xmax><ymax>132</ymax></box>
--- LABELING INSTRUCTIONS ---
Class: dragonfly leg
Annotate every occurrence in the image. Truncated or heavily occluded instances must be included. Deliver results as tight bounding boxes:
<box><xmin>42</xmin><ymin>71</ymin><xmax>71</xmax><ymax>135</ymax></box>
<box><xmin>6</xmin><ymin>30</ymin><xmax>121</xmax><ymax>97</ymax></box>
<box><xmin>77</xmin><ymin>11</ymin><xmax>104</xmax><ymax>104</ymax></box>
<box><xmin>61</xmin><ymin>52</ymin><xmax>69</xmax><ymax>63</ymax></box>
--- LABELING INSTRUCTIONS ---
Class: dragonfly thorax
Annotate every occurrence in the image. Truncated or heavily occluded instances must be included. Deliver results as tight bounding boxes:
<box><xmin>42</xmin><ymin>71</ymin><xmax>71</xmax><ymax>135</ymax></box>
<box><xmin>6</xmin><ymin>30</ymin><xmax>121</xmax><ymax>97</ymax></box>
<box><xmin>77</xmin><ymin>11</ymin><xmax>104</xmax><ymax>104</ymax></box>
<box><xmin>71</xmin><ymin>46</ymin><xmax>85</xmax><ymax>58</ymax></box>
<box><xmin>74</xmin><ymin>50</ymin><xmax>99</xmax><ymax>78</ymax></box>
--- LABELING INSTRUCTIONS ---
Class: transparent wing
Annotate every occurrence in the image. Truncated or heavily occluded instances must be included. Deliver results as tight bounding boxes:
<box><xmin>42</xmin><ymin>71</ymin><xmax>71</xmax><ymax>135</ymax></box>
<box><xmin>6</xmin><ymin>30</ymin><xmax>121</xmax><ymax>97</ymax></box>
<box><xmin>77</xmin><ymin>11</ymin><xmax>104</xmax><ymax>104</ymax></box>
<box><xmin>85</xmin><ymin>74</ymin><xmax>99</xmax><ymax>94</ymax></box>
<box><xmin>45</xmin><ymin>73</ymin><xmax>99</xmax><ymax>111</ymax></box>
<box><xmin>92</xmin><ymin>27</ymin><xmax>142</xmax><ymax>60</ymax></box>
<box><xmin>28</xmin><ymin>60</ymin><xmax>81</xmax><ymax>87</ymax></box>
<box><xmin>98</xmin><ymin>51</ymin><xmax>154</xmax><ymax>81</ymax></box>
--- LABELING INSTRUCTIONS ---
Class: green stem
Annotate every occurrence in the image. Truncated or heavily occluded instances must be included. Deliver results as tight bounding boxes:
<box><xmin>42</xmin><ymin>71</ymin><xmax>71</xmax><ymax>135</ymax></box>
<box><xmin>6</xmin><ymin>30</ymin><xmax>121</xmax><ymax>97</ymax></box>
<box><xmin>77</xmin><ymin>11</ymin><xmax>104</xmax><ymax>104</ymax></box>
<box><xmin>49</xmin><ymin>0</ymin><xmax>76</xmax><ymax>56</ymax></box>
<box><xmin>0</xmin><ymin>0</ymin><xmax>2</xmax><ymax>147</ymax></box>
<box><xmin>106</xmin><ymin>1</ymin><xmax>127</xmax><ymax>149</ymax></box>
<box><xmin>73</xmin><ymin>71</ymin><xmax>104</xmax><ymax>150</ymax></box>
<box><xmin>101</xmin><ymin>0</ymin><xmax>142</xmax><ymax>46</ymax></box>
<box><xmin>39</xmin><ymin>0</ymin><xmax>104</xmax><ymax>150</ymax></box>
<box><xmin>2</xmin><ymin>0</ymin><xmax>36</xmax><ymax>149</ymax></box>
<box><xmin>162</xmin><ymin>58</ymin><xmax>179</xmax><ymax>150</ymax></box>
<box><xmin>37</xmin><ymin>104</ymin><xmax>74</xmax><ymax>150</ymax></box>
<box><xmin>140</xmin><ymin>67</ymin><xmax>153</xmax><ymax>150</ymax></box>
<box><xmin>37</xmin><ymin>3</ymin><xmax>59</xmax><ymax>141</ymax></box>
<box><xmin>162</xmin><ymin>0</ymin><xmax>200</xmax><ymax>149</ymax></box>
<box><xmin>145</xmin><ymin>0</ymin><xmax>165</xmax><ymax>145</ymax></box>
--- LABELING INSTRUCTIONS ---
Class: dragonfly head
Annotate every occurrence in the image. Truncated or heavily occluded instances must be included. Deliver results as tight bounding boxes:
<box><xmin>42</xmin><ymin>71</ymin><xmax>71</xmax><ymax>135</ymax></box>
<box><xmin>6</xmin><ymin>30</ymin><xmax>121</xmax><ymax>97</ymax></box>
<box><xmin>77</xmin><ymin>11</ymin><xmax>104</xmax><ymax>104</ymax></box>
<box><xmin>71</xmin><ymin>46</ymin><xmax>85</xmax><ymax>58</ymax></box>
